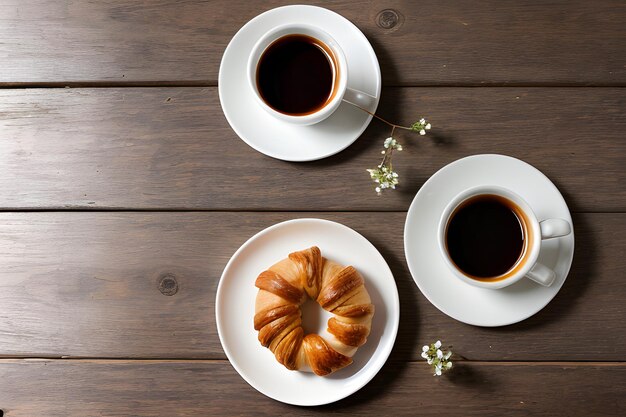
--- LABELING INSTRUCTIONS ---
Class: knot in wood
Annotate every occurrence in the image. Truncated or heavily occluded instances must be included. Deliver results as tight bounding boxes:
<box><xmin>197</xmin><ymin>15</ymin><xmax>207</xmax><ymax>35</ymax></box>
<box><xmin>377</xmin><ymin>9</ymin><xmax>399</xmax><ymax>29</ymax></box>
<box><xmin>158</xmin><ymin>274</ymin><xmax>178</xmax><ymax>296</ymax></box>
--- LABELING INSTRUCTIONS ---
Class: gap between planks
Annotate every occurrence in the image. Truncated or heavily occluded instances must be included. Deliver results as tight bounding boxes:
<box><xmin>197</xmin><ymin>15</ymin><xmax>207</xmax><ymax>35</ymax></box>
<box><xmin>1</xmin><ymin>83</ymin><xmax>626</xmax><ymax>89</ymax></box>
<box><xmin>0</xmin><ymin>358</ymin><xmax>623</xmax><ymax>366</ymax></box>
<box><xmin>0</xmin><ymin>209</ymin><xmax>623</xmax><ymax>214</ymax></box>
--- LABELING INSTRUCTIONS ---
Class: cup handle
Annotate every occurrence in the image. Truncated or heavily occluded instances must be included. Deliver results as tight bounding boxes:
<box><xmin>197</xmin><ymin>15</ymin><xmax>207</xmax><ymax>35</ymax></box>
<box><xmin>539</xmin><ymin>218</ymin><xmax>572</xmax><ymax>239</ymax></box>
<box><xmin>343</xmin><ymin>88</ymin><xmax>378</xmax><ymax>113</ymax></box>
<box><xmin>524</xmin><ymin>218</ymin><xmax>571</xmax><ymax>286</ymax></box>
<box><xmin>526</xmin><ymin>262</ymin><xmax>557</xmax><ymax>286</ymax></box>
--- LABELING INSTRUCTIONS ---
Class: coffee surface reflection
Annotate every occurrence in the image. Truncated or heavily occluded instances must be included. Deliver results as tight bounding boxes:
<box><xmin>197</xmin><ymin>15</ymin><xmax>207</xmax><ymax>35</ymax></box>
<box><xmin>256</xmin><ymin>34</ymin><xmax>338</xmax><ymax>115</ymax></box>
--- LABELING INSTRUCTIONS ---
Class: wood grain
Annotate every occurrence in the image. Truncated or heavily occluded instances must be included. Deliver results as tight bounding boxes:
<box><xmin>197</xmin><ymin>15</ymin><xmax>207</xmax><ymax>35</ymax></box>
<box><xmin>0</xmin><ymin>360</ymin><xmax>624</xmax><ymax>416</ymax></box>
<box><xmin>1</xmin><ymin>87</ymin><xmax>624</xmax><ymax>211</ymax></box>
<box><xmin>1</xmin><ymin>0</ymin><xmax>624</xmax><ymax>85</ymax></box>
<box><xmin>0</xmin><ymin>212</ymin><xmax>623</xmax><ymax>361</ymax></box>
<box><xmin>1</xmin><ymin>1</ymin><xmax>624</xmax><ymax>415</ymax></box>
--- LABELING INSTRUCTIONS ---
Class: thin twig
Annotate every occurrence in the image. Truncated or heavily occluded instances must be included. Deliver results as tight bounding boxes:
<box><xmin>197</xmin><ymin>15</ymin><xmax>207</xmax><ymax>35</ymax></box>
<box><xmin>349</xmin><ymin>97</ymin><xmax>431</xmax><ymax>194</ymax></box>
<box><xmin>342</xmin><ymin>99</ymin><xmax>413</xmax><ymax>130</ymax></box>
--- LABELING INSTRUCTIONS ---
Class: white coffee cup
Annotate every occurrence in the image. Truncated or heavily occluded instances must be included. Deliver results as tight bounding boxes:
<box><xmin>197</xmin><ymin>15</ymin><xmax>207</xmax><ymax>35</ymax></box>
<box><xmin>438</xmin><ymin>185</ymin><xmax>572</xmax><ymax>289</ymax></box>
<box><xmin>247</xmin><ymin>23</ymin><xmax>377</xmax><ymax>126</ymax></box>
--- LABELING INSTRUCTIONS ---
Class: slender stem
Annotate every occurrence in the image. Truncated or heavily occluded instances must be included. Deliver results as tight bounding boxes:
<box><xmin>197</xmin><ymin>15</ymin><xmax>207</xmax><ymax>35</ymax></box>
<box><xmin>379</xmin><ymin>150</ymin><xmax>389</xmax><ymax>168</ymax></box>
<box><xmin>378</xmin><ymin>124</ymin><xmax>397</xmax><ymax>168</ymax></box>
<box><xmin>342</xmin><ymin>99</ymin><xmax>413</xmax><ymax>130</ymax></box>
<box><xmin>387</xmin><ymin>125</ymin><xmax>396</xmax><ymax>171</ymax></box>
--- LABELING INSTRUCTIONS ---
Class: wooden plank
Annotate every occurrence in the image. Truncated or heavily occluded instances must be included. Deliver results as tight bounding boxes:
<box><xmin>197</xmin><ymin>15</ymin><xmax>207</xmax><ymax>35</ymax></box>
<box><xmin>0</xmin><ymin>212</ymin><xmax>623</xmax><ymax>360</ymax></box>
<box><xmin>0</xmin><ymin>360</ymin><xmax>624</xmax><ymax>416</ymax></box>
<box><xmin>1</xmin><ymin>87</ymin><xmax>624</xmax><ymax>211</ymax></box>
<box><xmin>0</xmin><ymin>1</ymin><xmax>624</xmax><ymax>85</ymax></box>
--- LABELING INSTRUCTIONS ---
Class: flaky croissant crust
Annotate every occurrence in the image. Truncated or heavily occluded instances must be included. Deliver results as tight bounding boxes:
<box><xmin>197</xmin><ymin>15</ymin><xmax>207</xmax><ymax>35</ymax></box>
<box><xmin>254</xmin><ymin>246</ymin><xmax>375</xmax><ymax>376</ymax></box>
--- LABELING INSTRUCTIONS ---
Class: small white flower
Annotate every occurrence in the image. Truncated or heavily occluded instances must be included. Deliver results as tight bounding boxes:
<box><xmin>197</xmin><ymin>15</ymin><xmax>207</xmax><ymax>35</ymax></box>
<box><xmin>375</xmin><ymin>187</ymin><xmax>381</xmax><ymax>194</ymax></box>
<box><xmin>419</xmin><ymin>118</ymin><xmax>425</xmax><ymax>124</ymax></box>
<box><xmin>425</xmin><ymin>123</ymin><xmax>431</xmax><ymax>130</ymax></box>
<box><xmin>397</xmin><ymin>145</ymin><xmax>403</xmax><ymax>151</ymax></box>
<box><xmin>419</xmin><ymin>129</ymin><xmax>426</xmax><ymax>135</ymax></box>
<box><xmin>381</xmin><ymin>150</ymin><xmax>385</xmax><ymax>154</ymax></box>
<box><xmin>421</xmin><ymin>340</ymin><xmax>452</xmax><ymax>376</ymax></box>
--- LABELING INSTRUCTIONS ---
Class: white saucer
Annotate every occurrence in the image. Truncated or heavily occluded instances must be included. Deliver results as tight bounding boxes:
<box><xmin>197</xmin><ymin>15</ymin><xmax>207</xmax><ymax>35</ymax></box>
<box><xmin>218</xmin><ymin>5</ymin><xmax>381</xmax><ymax>162</ymax></box>
<box><xmin>216</xmin><ymin>218</ymin><xmax>399</xmax><ymax>406</ymax></box>
<box><xmin>404</xmin><ymin>154</ymin><xmax>575</xmax><ymax>327</ymax></box>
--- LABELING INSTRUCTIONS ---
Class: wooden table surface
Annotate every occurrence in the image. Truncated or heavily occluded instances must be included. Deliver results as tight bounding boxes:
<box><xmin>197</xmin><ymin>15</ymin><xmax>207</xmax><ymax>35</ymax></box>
<box><xmin>1</xmin><ymin>1</ymin><xmax>625</xmax><ymax>415</ymax></box>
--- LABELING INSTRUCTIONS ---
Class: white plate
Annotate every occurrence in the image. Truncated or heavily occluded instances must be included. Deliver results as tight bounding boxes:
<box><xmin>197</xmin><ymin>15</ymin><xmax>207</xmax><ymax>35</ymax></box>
<box><xmin>218</xmin><ymin>5</ymin><xmax>381</xmax><ymax>161</ymax></box>
<box><xmin>216</xmin><ymin>218</ymin><xmax>399</xmax><ymax>406</ymax></box>
<box><xmin>404</xmin><ymin>154</ymin><xmax>575</xmax><ymax>327</ymax></box>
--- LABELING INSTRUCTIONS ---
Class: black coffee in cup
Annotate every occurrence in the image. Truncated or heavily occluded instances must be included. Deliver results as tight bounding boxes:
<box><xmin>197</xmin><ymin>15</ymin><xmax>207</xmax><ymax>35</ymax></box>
<box><xmin>445</xmin><ymin>194</ymin><xmax>529</xmax><ymax>279</ymax></box>
<box><xmin>256</xmin><ymin>34</ymin><xmax>338</xmax><ymax>115</ymax></box>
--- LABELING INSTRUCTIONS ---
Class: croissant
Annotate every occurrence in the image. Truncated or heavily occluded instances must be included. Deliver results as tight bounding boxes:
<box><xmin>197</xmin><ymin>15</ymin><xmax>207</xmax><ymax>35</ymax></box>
<box><xmin>254</xmin><ymin>246</ymin><xmax>375</xmax><ymax>376</ymax></box>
